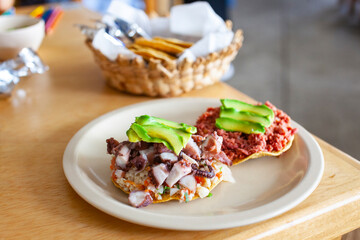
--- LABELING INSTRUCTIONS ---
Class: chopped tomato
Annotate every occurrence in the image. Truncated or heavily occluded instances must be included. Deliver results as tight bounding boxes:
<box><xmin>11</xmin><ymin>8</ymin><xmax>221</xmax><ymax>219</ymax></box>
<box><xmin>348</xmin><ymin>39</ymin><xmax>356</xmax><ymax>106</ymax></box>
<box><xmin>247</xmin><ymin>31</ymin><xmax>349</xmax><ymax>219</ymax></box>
<box><xmin>110</xmin><ymin>157</ymin><xmax>116</xmax><ymax>170</ymax></box>
<box><xmin>195</xmin><ymin>176</ymin><xmax>206</xmax><ymax>185</ymax></box>
<box><xmin>144</xmin><ymin>178</ymin><xmax>150</xmax><ymax>187</ymax></box>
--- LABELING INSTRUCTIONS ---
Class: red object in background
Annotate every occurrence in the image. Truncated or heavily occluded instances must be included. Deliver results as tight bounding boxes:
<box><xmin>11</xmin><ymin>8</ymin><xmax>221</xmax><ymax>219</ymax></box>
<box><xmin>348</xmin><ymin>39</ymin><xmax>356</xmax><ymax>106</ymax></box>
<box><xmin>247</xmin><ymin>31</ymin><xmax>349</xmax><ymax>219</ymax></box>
<box><xmin>45</xmin><ymin>7</ymin><xmax>64</xmax><ymax>34</ymax></box>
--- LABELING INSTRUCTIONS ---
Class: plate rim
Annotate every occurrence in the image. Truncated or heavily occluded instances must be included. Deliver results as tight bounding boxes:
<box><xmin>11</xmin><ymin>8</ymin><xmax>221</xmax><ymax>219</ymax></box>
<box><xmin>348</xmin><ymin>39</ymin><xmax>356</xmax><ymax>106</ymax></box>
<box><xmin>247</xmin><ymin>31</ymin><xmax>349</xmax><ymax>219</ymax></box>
<box><xmin>63</xmin><ymin>98</ymin><xmax>324</xmax><ymax>230</ymax></box>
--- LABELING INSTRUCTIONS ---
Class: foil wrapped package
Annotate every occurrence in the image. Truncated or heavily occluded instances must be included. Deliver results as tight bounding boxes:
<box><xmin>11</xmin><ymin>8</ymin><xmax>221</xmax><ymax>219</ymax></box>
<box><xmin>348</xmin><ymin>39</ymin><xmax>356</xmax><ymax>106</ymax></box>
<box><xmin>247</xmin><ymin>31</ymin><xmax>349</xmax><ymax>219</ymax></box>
<box><xmin>0</xmin><ymin>48</ymin><xmax>48</xmax><ymax>98</ymax></box>
<box><xmin>112</xmin><ymin>17</ymin><xmax>150</xmax><ymax>41</ymax></box>
<box><xmin>77</xmin><ymin>16</ymin><xmax>150</xmax><ymax>45</ymax></box>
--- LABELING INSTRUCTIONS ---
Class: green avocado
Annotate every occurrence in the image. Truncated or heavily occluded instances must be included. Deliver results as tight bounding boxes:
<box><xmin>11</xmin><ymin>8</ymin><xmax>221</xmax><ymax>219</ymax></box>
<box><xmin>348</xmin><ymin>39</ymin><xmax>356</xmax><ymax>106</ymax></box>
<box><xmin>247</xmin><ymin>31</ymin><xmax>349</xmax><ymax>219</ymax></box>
<box><xmin>221</xmin><ymin>99</ymin><xmax>274</xmax><ymax>122</ymax></box>
<box><xmin>131</xmin><ymin>122</ymin><xmax>184</xmax><ymax>154</ymax></box>
<box><xmin>126</xmin><ymin>128</ymin><xmax>142</xmax><ymax>142</ymax></box>
<box><xmin>215</xmin><ymin>117</ymin><xmax>265</xmax><ymax>134</ymax></box>
<box><xmin>173</xmin><ymin>128</ymin><xmax>192</xmax><ymax>146</ymax></box>
<box><xmin>220</xmin><ymin>107</ymin><xmax>272</xmax><ymax>128</ymax></box>
<box><xmin>142</xmin><ymin>123</ymin><xmax>184</xmax><ymax>154</ymax></box>
<box><xmin>152</xmin><ymin>116</ymin><xmax>197</xmax><ymax>134</ymax></box>
<box><xmin>134</xmin><ymin>115</ymin><xmax>154</xmax><ymax>125</ymax></box>
<box><xmin>130</xmin><ymin>123</ymin><xmax>173</xmax><ymax>151</ymax></box>
<box><xmin>135</xmin><ymin>115</ymin><xmax>197</xmax><ymax>134</ymax></box>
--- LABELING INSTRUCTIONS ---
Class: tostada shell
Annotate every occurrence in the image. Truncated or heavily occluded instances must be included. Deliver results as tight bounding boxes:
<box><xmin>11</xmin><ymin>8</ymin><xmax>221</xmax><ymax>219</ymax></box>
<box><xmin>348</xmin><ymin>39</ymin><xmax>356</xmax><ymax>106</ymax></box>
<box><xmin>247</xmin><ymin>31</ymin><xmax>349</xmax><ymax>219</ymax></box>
<box><xmin>111</xmin><ymin>174</ymin><xmax>223</xmax><ymax>204</ymax></box>
<box><xmin>153</xmin><ymin>36</ymin><xmax>193</xmax><ymax>48</ymax></box>
<box><xmin>231</xmin><ymin>135</ymin><xmax>295</xmax><ymax>165</ymax></box>
<box><xmin>133</xmin><ymin>38</ymin><xmax>186</xmax><ymax>55</ymax></box>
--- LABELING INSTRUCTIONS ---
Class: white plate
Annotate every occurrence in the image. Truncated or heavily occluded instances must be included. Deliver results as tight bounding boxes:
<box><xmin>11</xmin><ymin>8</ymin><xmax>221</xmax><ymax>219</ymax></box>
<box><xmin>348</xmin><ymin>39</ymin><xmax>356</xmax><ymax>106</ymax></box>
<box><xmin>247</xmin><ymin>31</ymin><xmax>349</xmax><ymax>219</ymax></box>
<box><xmin>63</xmin><ymin>98</ymin><xmax>324</xmax><ymax>230</ymax></box>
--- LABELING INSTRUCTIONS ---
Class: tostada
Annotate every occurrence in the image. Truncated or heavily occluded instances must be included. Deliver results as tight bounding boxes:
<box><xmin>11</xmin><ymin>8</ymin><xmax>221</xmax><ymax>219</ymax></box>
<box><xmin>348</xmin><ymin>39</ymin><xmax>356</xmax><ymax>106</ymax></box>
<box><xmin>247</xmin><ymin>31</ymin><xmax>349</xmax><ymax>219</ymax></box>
<box><xmin>106</xmin><ymin>115</ymin><xmax>234</xmax><ymax>208</ymax></box>
<box><xmin>196</xmin><ymin>99</ymin><xmax>297</xmax><ymax>165</ymax></box>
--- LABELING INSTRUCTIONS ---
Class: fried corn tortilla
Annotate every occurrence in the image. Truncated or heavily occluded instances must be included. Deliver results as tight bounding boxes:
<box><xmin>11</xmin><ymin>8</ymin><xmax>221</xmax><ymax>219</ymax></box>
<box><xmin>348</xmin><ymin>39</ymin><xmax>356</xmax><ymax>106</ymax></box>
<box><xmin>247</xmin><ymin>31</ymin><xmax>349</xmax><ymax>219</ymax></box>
<box><xmin>107</xmin><ymin>133</ymin><xmax>234</xmax><ymax>207</ymax></box>
<box><xmin>112</xmin><ymin>175</ymin><xmax>223</xmax><ymax>204</ymax></box>
<box><xmin>231</xmin><ymin>135</ymin><xmax>295</xmax><ymax>165</ymax></box>
<box><xmin>134</xmin><ymin>37</ymin><xmax>186</xmax><ymax>55</ymax></box>
<box><xmin>153</xmin><ymin>37</ymin><xmax>193</xmax><ymax>48</ymax></box>
<box><xmin>128</xmin><ymin>44</ymin><xmax>176</xmax><ymax>62</ymax></box>
<box><xmin>195</xmin><ymin>102</ymin><xmax>298</xmax><ymax>166</ymax></box>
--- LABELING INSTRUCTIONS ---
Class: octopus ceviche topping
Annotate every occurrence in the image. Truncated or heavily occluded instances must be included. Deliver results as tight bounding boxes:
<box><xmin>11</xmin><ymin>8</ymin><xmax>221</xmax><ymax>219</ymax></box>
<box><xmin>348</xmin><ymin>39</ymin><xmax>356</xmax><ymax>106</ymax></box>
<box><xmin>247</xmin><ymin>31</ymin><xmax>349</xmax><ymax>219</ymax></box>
<box><xmin>196</xmin><ymin>99</ymin><xmax>298</xmax><ymax>165</ymax></box>
<box><xmin>106</xmin><ymin>115</ymin><xmax>235</xmax><ymax>208</ymax></box>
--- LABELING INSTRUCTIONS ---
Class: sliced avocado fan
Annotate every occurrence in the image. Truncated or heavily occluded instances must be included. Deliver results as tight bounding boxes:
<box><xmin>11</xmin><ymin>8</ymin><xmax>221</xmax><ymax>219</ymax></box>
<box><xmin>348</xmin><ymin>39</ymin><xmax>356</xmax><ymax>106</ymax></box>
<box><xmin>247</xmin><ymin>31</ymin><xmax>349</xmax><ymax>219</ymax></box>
<box><xmin>127</xmin><ymin>115</ymin><xmax>196</xmax><ymax>155</ymax></box>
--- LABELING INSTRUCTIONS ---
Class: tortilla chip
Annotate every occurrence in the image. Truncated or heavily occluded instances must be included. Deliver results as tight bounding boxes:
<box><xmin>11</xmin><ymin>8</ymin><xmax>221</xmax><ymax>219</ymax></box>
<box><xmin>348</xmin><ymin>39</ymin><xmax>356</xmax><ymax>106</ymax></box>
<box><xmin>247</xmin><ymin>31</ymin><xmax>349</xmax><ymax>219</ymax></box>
<box><xmin>112</xmin><ymin>176</ymin><xmax>222</xmax><ymax>204</ymax></box>
<box><xmin>153</xmin><ymin>37</ymin><xmax>193</xmax><ymax>48</ymax></box>
<box><xmin>232</xmin><ymin>135</ymin><xmax>295</xmax><ymax>165</ymax></box>
<box><xmin>128</xmin><ymin>44</ymin><xmax>176</xmax><ymax>62</ymax></box>
<box><xmin>134</xmin><ymin>37</ymin><xmax>186</xmax><ymax>55</ymax></box>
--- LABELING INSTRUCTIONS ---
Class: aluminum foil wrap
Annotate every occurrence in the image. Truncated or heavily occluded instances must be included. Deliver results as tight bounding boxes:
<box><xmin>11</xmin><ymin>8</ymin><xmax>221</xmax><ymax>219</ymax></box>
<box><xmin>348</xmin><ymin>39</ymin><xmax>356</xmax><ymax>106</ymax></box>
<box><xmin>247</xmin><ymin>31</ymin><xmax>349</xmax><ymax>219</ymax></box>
<box><xmin>0</xmin><ymin>48</ymin><xmax>48</xmax><ymax>98</ymax></box>
<box><xmin>112</xmin><ymin>17</ymin><xmax>150</xmax><ymax>41</ymax></box>
<box><xmin>77</xmin><ymin>16</ymin><xmax>150</xmax><ymax>45</ymax></box>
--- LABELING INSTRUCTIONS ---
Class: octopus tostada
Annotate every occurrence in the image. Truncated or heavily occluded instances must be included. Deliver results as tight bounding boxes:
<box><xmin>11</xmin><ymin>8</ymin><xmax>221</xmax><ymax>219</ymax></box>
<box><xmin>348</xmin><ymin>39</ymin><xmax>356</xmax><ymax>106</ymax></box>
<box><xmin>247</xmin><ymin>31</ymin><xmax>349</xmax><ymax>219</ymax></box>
<box><xmin>106</xmin><ymin>115</ymin><xmax>234</xmax><ymax>208</ymax></box>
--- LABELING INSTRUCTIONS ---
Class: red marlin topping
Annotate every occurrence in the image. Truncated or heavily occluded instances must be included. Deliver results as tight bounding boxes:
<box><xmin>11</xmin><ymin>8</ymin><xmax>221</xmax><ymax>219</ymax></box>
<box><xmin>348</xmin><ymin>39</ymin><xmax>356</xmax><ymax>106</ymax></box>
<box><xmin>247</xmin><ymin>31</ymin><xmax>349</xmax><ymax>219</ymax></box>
<box><xmin>196</xmin><ymin>99</ymin><xmax>297</xmax><ymax>164</ymax></box>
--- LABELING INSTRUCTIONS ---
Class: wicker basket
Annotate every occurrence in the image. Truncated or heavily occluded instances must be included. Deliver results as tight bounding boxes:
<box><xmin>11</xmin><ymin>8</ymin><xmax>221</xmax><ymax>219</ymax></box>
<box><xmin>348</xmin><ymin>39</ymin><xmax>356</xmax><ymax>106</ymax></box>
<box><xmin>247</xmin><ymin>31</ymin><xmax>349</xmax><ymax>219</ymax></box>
<box><xmin>86</xmin><ymin>24</ymin><xmax>243</xmax><ymax>97</ymax></box>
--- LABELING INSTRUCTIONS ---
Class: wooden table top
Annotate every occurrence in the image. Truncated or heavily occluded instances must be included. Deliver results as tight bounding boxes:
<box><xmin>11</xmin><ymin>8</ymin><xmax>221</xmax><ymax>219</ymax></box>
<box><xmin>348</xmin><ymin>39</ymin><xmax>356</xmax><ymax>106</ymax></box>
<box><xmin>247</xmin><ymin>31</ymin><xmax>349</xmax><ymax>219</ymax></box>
<box><xmin>1</xmin><ymin>6</ymin><xmax>360</xmax><ymax>240</ymax></box>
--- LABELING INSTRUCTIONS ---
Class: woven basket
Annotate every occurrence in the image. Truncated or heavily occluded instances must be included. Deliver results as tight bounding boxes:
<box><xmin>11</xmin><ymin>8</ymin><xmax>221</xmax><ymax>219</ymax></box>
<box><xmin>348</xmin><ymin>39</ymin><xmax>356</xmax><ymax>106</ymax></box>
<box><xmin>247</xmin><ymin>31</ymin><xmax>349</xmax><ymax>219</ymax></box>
<box><xmin>86</xmin><ymin>23</ymin><xmax>243</xmax><ymax>97</ymax></box>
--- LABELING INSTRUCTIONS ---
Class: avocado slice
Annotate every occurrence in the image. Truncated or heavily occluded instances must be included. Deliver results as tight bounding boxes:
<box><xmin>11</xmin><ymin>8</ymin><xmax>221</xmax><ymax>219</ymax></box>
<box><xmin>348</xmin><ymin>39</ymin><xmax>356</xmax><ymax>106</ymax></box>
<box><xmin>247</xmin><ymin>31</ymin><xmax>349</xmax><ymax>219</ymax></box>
<box><xmin>220</xmin><ymin>107</ymin><xmax>272</xmax><ymax>128</ymax></box>
<box><xmin>215</xmin><ymin>117</ymin><xmax>265</xmax><ymax>134</ymax></box>
<box><xmin>131</xmin><ymin>122</ymin><xmax>184</xmax><ymax>154</ymax></box>
<box><xmin>141</xmin><ymin>123</ymin><xmax>184</xmax><ymax>154</ymax></box>
<box><xmin>126</xmin><ymin>128</ymin><xmax>142</xmax><ymax>142</ymax></box>
<box><xmin>135</xmin><ymin>115</ymin><xmax>197</xmax><ymax>134</ymax></box>
<box><xmin>130</xmin><ymin>123</ymin><xmax>173</xmax><ymax>151</ymax></box>
<box><xmin>173</xmin><ymin>128</ymin><xmax>192</xmax><ymax>146</ymax></box>
<box><xmin>135</xmin><ymin>115</ymin><xmax>154</xmax><ymax>125</ymax></box>
<box><xmin>153</xmin><ymin>117</ymin><xmax>197</xmax><ymax>134</ymax></box>
<box><xmin>221</xmin><ymin>99</ymin><xmax>274</xmax><ymax>122</ymax></box>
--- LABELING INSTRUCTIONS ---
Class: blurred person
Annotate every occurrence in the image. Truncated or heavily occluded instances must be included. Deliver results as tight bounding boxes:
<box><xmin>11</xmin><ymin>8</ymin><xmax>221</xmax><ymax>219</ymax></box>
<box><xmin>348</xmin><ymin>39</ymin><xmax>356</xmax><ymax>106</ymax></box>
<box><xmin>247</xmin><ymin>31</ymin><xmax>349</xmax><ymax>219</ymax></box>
<box><xmin>183</xmin><ymin>0</ymin><xmax>231</xmax><ymax>20</ymax></box>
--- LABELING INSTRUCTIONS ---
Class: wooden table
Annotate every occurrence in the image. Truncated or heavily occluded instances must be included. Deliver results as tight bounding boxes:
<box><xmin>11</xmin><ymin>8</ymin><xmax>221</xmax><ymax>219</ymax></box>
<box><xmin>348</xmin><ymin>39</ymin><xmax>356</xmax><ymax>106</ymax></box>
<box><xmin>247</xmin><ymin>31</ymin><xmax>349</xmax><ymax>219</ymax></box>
<box><xmin>1</xmin><ymin>6</ymin><xmax>360</xmax><ymax>240</ymax></box>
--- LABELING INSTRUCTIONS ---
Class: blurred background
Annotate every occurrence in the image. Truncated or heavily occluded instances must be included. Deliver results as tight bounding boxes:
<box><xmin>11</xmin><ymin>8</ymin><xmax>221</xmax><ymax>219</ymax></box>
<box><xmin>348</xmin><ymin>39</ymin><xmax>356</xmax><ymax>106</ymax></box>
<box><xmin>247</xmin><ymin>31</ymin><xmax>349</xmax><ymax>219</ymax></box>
<box><xmin>227</xmin><ymin>0</ymin><xmax>360</xmax><ymax>161</ymax></box>
<box><xmin>2</xmin><ymin>0</ymin><xmax>360</xmax><ymax>161</ymax></box>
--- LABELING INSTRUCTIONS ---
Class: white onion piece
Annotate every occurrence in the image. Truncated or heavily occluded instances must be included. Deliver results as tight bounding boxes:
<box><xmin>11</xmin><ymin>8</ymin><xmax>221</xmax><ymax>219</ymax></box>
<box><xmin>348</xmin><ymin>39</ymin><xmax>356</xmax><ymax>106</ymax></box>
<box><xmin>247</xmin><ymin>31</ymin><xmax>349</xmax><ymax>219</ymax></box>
<box><xmin>197</xmin><ymin>186</ymin><xmax>210</xmax><ymax>198</ymax></box>
<box><xmin>204</xmin><ymin>178</ymin><xmax>211</xmax><ymax>188</ymax></box>
<box><xmin>114</xmin><ymin>169</ymin><xmax>124</xmax><ymax>179</ymax></box>
<box><xmin>170</xmin><ymin>187</ymin><xmax>179</xmax><ymax>196</ymax></box>
<box><xmin>157</xmin><ymin>185</ymin><xmax>164</xmax><ymax>195</ymax></box>
<box><xmin>221</xmin><ymin>164</ymin><xmax>236</xmax><ymax>183</ymax></box>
